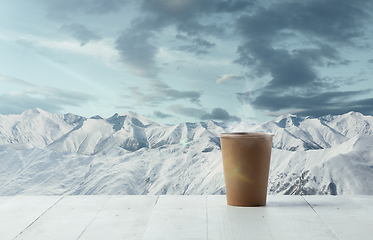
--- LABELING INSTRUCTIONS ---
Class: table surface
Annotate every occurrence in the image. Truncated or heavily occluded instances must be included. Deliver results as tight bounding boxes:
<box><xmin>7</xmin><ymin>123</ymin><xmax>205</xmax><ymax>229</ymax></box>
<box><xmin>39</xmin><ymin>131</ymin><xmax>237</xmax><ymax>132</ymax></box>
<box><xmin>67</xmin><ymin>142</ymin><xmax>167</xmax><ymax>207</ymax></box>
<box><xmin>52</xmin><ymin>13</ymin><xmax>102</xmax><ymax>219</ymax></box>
<box><xmin>0</xmin><ymin>195</ymin><xmax>372</xmax><ymax>240</ymax></box>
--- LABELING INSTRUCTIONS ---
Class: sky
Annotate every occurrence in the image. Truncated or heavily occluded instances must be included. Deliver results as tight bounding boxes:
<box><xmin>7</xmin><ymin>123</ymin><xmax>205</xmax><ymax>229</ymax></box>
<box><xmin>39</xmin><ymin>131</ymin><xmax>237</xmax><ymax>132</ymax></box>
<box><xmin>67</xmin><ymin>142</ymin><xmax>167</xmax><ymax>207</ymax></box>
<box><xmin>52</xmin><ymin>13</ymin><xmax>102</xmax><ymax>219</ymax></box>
<box><xmin>1</xmin><ymin>0</ymin><xmax>373</xmax><ymax>125</ymax></box>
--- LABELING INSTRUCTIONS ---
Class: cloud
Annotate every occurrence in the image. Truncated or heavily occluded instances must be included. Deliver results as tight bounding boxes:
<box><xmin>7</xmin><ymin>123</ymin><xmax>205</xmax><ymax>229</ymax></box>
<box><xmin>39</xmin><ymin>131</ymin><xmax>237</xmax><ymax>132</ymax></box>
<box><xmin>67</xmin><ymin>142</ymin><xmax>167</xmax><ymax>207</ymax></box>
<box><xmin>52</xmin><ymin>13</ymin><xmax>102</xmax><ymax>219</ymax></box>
<box><xmin>176</xmin><ymin>34</ymin><xmax>216</xmax><ymax>55</ymax></box>
<box><xmin>60</xmin><ymin>23</ymin><xmax>102</xmax><ymax>46</ymax></box>
<box><xmin>0</xmin><ymin>74</ymin><xmax>35</xmax><ymax>87</ymax></box>
<box><xmin>293</xmin><ymin>97</ymin><xmax>373</xmax><ymax>117</ymax></box>
<box><xmin>214</xmin><ymin>0</ymin><xmax>256</xmax><ymax>13</ymax></box>
<box><xmin>233</xmin><ymin>0</ymin><xmax>373</xmax><ymax>117</ymax></box>
<box><xmin>153</xmin><ymin>111</ymin><xmax>173</xmax><ymax>119</ymax></box>
<box><xmin>41</xmin><ymin>0</ymin><xmax>129</xmax><ymax>20</ymax></box>
<box><xmin>168</xmin><ymin>105</ymin><xmax>240</xmax><ymax>122</ymax></box>
<box><xmin>113</xmin><ymin>0</ymin><xmax>255</xmax><ymax>78</ymax></box>
<box><xmin>136</xmin><ymin>0</ymin><xmax>256</xmax><ymax>39</ymax></box>
<box><xmin>236</xmin><ymin>0</ymin><xmax>369</xmax><ymax>46</ymax></box>
<box><xmin>24</xmin><ymin>0</ymin><xmax>373</xmax><ymax>121</ymax></box>
<box><xmin>115</xmin><ymin>30</ymin><xmax>159</xmax><ymax>78</ymax></box>
<box><xmin>176</xmin><ymin>21</ymin><xmax>225</xmax><ymax>38</ymax></box>
<box><xmin>235</xmin><ymin>0</ymin><xmax>371</xmax><ymax>81</ymax></box>
<box><xmin>128</xmin><ymin>79</ymin><xmax>202</xmax><ymax>106</ymax></box>
<box><xmin>0</xmin><ymin>75</ymin><xmax>96</xmax><ymax>115</ymax></box>
<box><xmin>201</xmin><ymin>107</ymin><xmax>241</xmax><ymax>122</ymax></box>
<box><xmin>0</xmin><ymin>89</ymin><xmax>95</xmax><ymax>115</ymax></box>
<box><xmin>216</xmin><ymin>74</ymin><xmax>244</xmax><ymax>84</ymax></box>
<box><xmin>237</xmin><ymin>89</ymin><xmax>373</xmax><ymax>117</ymax></box>
<box><xmin>5</xmin><ymin>32</ymin><xmax>119</xmax><ymax>68</ymax></box>
<box><xmin>141</xmin><ymin>0</ymin><xmax>255</xmax><ymax>20</ymax></box>
<box><xmin>25</xmin><ymin>86</ymin><xmax>96</xmax><ymax>106</ymax></box>
<box><xmin>235</xmin><ymin>42</ymin><xmax>337</xmax><ymax>90</ymax></box>
<box><xmin>0</xmin><ymin>92</ymin><xmax>65</xmax><ymax>115</ymax></box>
<box><xmin>265</xmin><ymin>109</ymin><xmax>303</xmax><ymax>117</ymax></box>
<box><xmin>168</xmin><ymin>104</ymin><xmax>207</xmax><ymax>118</ymax></box>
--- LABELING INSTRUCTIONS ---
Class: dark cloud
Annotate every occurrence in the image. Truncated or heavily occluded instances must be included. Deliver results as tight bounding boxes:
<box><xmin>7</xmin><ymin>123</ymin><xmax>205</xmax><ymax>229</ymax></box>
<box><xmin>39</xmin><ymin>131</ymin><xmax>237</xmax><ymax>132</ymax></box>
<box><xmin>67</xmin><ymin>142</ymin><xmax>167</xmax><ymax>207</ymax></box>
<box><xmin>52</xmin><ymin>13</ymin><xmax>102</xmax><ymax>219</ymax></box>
<box><xmin>176</xmin><ymin>34</ymin><xmax>216</xmax><ymax>55</ymax></box>
<box><xmin>368</xmin><ymin>59</ymin><xmax>373</xmax><ymax>64</ymax></box>
<box><xmin>148</xmin><ymin>80</ymin><xmax>202</xmax><ymax>104</ymax></box>
<box><xmin>236</xmin><ymin>0</ymin><xmax>369</xmax><ymax>45</ymax></box>
<box><xmin>128</xmin><ymin>80</ymin><xmax>202</xmax><ymax>106</ymax></box>
<box><xmin>319</xmin><ymin>76</ymin><xmax>367</xmax><ymax>89</ymax></box>
<box><xmin>235</xmin><ymin>0</ymin><xmax>371</xmax><ymax>79</ymax></box>
<box><xmin>214</xmin><ymin>0</ymin><xmax>256</xmax><ymax>13</ymax></box>
<box><xmin>234</xmin><ymin>42</ymin><xmax>346</xmax><ymax>90</ymax></box>
<box><xmin>245</xmin><ymin>90</ymin><xmax>370</xmax><ymax>111</ymax></box>
<box><xmin>60</xmin><ymin>23</ymin><xmax>102</xmax><ymax>46</ymax></box>
<box><xmin>140</xmin><ymin>0</ymin><xmax>255</xmax><ymax>37</ymax></box>
<box><xmin>153</xmin><ymin>111</ymin><xmax>173</xmax><ymax>119</ymax></box>
<box><xmin>201</xmin><ymin>108</ymin><xmax>241</xmax><ymax>122</ymax></box>
<box><xmin>234</xmin><ymin>0</ymin><xmax>373</xmax><ymax>117</ymax></box>
<box><xmin>237</xmin><ymin>89</ymin><xmax>373</xmax><ymax>117</ymax></box>
<box><xmin>326</xmin><ymin>59</ymin><xmax>352</xmax><ymax>67</ymax></box>
<box><xmin>168</xmin><ymin>105</ymin><xmax>240</xmax><ymax>122</ymax></box>
<box><xmin>42</xmin><ymin>0</ymin><xmax>129</xmax><ymax>20</ymax></box>
<box><xmin>115</xmin><ymin>30</ymin><xmax>159</xmax><ymax>78</ymax></box>
<box><xmin>176</xmin><ymin>21</ymin><xmax>225</xmax><ymax>38</ymax></box>
<box><xmin>292</xmin><ymin>44</ymin><xmax>342</xmax><ymax>67</ymax></box>
<box><xmin>141</xmin><ymin>0</ymin><xmax>254</xmax><ymax>21</ymax></box>
<box><xmin>114</xmin><ymin>0</ymin><xmax>255</xmax><ymax>78</ymax></box>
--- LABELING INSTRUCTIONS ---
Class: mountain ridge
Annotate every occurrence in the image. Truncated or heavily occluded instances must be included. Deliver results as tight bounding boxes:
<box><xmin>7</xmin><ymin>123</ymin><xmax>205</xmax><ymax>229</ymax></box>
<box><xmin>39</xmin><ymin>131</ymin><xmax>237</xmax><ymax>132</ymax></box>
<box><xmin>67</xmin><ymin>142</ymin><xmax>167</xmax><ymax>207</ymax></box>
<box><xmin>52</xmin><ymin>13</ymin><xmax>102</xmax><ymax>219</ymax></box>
<box><xmin>0</xmin><ymin>109</ymin><xmax>372</xmax><ymax>196</ymax></box>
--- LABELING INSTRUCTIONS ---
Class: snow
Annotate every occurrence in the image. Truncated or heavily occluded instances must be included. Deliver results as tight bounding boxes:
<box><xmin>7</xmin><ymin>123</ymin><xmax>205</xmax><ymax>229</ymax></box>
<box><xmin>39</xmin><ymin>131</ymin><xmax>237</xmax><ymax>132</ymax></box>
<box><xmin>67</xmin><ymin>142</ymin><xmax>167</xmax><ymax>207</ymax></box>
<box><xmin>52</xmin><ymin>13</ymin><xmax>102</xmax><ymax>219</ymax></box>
<box><xmin>0</xmin><ymin>109</ymin><xmax>372</xmax><ymax>196</ymax></box>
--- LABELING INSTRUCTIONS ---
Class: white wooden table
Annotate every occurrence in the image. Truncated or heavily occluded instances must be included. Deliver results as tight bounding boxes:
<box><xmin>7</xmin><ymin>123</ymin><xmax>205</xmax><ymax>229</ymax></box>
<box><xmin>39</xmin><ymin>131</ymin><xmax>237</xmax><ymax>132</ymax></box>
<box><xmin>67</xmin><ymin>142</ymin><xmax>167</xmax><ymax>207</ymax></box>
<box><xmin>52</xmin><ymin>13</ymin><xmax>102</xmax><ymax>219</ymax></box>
<box><xmin>0</xmin><ymin>195</ymin><xmax>372</xmax><ymax>240</ymax></box>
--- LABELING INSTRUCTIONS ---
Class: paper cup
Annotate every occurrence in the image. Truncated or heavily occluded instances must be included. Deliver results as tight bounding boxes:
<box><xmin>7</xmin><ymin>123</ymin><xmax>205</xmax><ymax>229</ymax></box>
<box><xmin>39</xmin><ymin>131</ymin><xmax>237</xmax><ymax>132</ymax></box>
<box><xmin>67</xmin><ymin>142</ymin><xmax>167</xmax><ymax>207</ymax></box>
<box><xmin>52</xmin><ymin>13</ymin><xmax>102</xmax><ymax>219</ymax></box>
<box><xmin>219</xmin><ymin>132</ymin><xmax>274</xmax><ymax>207</ymax></box>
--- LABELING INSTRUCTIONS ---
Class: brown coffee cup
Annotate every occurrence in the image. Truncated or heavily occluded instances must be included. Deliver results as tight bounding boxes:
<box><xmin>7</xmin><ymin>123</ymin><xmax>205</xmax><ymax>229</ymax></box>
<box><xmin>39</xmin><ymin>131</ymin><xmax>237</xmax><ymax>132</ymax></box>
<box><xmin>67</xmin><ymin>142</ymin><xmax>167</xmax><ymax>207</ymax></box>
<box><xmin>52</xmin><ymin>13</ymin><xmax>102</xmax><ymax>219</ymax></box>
<box><xmin>219</xmin><ymin>132</ymin><xmax>274</xmax><ymax>207</ymax></box>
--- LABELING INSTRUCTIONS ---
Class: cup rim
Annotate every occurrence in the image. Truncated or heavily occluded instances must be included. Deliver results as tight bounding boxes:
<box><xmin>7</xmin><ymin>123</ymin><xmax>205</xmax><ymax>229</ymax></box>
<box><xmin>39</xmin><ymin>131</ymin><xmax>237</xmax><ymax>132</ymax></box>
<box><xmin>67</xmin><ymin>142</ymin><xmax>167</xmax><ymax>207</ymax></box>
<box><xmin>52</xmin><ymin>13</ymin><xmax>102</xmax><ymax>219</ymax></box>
<box><xmin>219</xmin><ymin>132</ymin><xmax>274</xmax><ymax>138</ymax></box>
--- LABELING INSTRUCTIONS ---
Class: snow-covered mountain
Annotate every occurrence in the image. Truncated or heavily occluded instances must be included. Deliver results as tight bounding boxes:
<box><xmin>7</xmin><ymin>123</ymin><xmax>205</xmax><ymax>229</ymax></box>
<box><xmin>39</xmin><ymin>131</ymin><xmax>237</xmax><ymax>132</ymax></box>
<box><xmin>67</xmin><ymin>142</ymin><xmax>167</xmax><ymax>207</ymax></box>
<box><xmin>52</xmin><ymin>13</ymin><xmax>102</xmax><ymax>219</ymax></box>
<box><xmin>0</xmin><ymin>108</ymin><xmax>85</xmax><ymax>148</ymax></box>
<box><xmin>0</xmin><ymin>109</ymin><xmax>372</xmax><ymax>196</ymax></box>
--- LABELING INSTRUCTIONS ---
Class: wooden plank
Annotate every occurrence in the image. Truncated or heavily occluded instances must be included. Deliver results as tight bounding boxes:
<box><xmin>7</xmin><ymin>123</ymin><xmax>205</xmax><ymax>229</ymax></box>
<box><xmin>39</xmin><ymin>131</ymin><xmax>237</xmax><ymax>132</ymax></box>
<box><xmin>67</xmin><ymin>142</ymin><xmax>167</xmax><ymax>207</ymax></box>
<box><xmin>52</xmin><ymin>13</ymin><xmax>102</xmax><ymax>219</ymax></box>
<box><xmin>207</xmin><ymin>195</ymin><xmax>337</xmax><ymax>240</ymax></box>
<box><xmin>207</xmin><ymin>195</ymin><xmax>272</xmax><ymax>240</ymax></box>
<box><xmin>264</xmin><ymin>196</ymin><xmax>337</xmax><ymax>240</ymax></box>
<box><xmin>14</xmin><ymin>195</ymin><xmax>111</xmax><ymax>240</ymax></box>
<box><xmin>0</xmin><ymin>195</ymin><xmax>371</xmax><ymax>240</ymax></box>
<box><xmin>78</xmin><ymin>195</ymin><xmax>158</xmax><ymax>240</ymax></box>
<box><xmin>0</xmin><ymin>196</ymin><xmax>13</xmax><ymax>207</ymax></box>
<box><xmin>142</xmin><ymin>195</ymin><xmax>207</xmax><ymax>240</ymax></box>
<box><xmin>352</xmin><ymin>195</ymin><xmax>373</xmax><ymax>213</ymax></box>
<box><xmin>0</xmin><ymin>196</ymin><xmax>62</xmax><ymax>240</ymax></box>
<box><xmin>303</xmin><ymin>195</ymin><xmax>373</xmax><ymax>240</ymax></box>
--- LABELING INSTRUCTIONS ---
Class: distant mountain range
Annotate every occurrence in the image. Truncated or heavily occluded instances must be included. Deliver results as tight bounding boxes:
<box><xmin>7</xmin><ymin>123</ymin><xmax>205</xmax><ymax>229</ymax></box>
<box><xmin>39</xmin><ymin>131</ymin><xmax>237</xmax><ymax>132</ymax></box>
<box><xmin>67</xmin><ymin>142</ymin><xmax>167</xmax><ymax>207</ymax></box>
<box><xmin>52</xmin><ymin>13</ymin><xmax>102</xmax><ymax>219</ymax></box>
<box><xmin>0</xmin><ymin>108</ymin><xmax>372</xmax><ymax>196</ymax></box>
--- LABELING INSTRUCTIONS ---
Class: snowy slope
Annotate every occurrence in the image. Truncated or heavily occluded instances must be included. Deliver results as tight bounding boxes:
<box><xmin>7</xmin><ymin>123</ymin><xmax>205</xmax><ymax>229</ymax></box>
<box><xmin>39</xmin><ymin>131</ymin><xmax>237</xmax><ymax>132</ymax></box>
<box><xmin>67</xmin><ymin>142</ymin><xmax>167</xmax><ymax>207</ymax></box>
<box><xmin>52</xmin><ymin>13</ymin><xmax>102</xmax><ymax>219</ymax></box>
<box><xmin>253</xmin><ymin>114</ymin><xmax>348</xmax><ymax>151</ymax></box>
<box><xmin>268</xmin><ymin>135</ymin><xmax>373</xmax><ymax>195</ymax></box>
<box><xmin>0</xmin><ymin>108</ymin><xmax>84</xmax><ymax>148</ymax></box>
<box><xmin>48</xmin><ymin>112</ymin><xmax>224</xmax><ymax>155</ymax></box>
<box><xmin>0</xmin><ymin>109</ymin><xmax>372</xmax><ymax>196</ymax></box>
<box><xmin>0</xmin><ymin>136</ymin><xmax>223</xmax><ymax>195</ymax></box>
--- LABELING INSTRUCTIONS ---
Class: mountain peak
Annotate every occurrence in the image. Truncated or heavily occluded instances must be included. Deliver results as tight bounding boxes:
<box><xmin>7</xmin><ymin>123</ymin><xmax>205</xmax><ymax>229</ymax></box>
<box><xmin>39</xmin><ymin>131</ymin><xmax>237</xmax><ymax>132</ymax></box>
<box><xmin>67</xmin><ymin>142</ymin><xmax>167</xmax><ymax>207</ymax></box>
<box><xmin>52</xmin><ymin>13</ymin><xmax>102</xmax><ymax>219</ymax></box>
<box><xmin>108</xmin><ymin>111</ymin><xmax>145</xmax><ymax>119</ymax></box>
<box><xmin>90</xmin><ymin>115</ymin><xmax>104</xmax><ymax>120</ymax></box>
<box><xmin>21</xmin><ymin>108</ymin><xmax>45</xmax><ymax>116</ymax></box>
<box><xmin>107</xmin><ymin>111</ymin><xmax>162</xmax><ymax>130</ymax></box>
<box><xmin>344</xmin><ymin>111</ymin><xmax>363</xmax><ymax>117</ymax></box>
<box><xmin>274</xmin><ymin>114</ymin><xmax>304</xmax><ymax>128</ymax></box>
